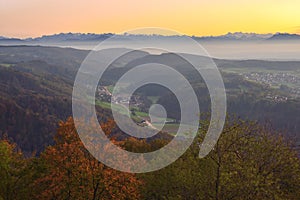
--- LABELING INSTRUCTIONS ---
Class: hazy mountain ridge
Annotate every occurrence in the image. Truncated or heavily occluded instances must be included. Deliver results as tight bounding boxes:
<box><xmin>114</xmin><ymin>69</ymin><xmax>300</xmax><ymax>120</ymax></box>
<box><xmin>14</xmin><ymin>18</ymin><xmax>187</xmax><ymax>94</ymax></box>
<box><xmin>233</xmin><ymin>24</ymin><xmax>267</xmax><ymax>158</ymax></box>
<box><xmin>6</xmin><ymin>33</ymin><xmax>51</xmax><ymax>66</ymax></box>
<box><xmin>0</xmin><ymin>36</ymin><xmax>22</xmax><ymax>41</ymax></box>
<box><xmin>1</xmin><ymin>32</ymin><xmax>300</xmax><ymax>42</ymax></box>
<box><xmin>195</xmin><ymin>32</ymin><xmax>274</xmax><ymax>41</ymax></box>
<box><xmin>268</xmin><ymin>33</ymin><xmax>300</xmax><ymax>40</ymax></box>
<box><xmin>26</xmin><ymin>32</ymin><xmax>114</xmax><ymax>42</ymax></box>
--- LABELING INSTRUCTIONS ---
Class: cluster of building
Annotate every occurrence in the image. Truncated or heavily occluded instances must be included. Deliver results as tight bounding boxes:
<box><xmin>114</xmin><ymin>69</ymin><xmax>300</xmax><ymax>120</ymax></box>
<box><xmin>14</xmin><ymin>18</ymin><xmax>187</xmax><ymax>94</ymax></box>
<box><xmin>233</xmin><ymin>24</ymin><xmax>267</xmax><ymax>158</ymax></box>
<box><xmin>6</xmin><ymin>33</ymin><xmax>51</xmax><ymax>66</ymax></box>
<box><xmin>265</xmin><ymin>94</ymin><xmax>288</xmax><ymax>103</ymax></box>
<box><xmin>287</xmin><ymin>88</ymin><xmax>300</xmax><ymax>97</ymax></box>
<box><xmin>244</xmin><ymin>72</ymin><xmax>299</xmax><ymax>87</ymax></box>
<box><xmin>97</xmin><ymin>86</ymin><xmax>112</xmax><ymax>102</ymax></box>
<box><xmin>97</xmin><ymin>86</ymin><xmax>143</xmax><ymax>106</ymax></box>
<box><xmin>244</xmin><ymin>72</ymin><xmax>300</xmax><ymax>98</ymax></box>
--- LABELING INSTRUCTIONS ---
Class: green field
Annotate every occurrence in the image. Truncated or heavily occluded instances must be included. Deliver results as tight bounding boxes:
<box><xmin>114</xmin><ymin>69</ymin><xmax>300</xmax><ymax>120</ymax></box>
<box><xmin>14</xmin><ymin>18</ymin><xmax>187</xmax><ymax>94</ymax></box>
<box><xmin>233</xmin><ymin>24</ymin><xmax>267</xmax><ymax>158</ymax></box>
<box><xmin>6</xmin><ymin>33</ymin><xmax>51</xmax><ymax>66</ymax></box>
<box><xmin>106</xmin><ymin>85</ymin><xmax>114</xmax><ymax>93</ymax></box>
<box><xmin>95</xmin><ymin>100</ymin><xmax>149</xmax><ymax>122</ymax></box>
<box><xmin>134</xmin><ymin>110</ymin><xmax>149</xmax><ymax>117</ymax></box>
<box><xmin>0</xmin><ymin>63</ymin><xmax>13</xmax><ymax>67</ymax></box>
<box><xmin>147</xmin><ymin>96</ymin><xmax>160</xmax><ymax>103</ymax></box>
<box><xmin>95</xmin><ymin>100</ymin><xmax>129</xmax><ymax>115</ymax></box>
<box><xmin>94</xmin><ymin>95</ymin><xmax>184</xmax><ymax>134</ymax></box>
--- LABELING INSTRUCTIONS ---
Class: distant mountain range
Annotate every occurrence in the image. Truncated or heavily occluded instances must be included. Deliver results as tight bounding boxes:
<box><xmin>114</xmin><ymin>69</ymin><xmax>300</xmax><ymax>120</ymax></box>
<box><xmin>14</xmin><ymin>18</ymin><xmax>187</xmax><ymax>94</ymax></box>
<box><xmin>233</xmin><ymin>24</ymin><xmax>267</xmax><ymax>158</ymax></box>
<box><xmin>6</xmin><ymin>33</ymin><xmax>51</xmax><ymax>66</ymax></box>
<box><xmin>26</xmin><ymin>32</ymin><xmax>114</xmax><ymax>42</ymax></box>
<box><xmin>195</xmin><ymin>32</ymin><xmax>300</xmax><ymax>41</ymax></box>
<box><xmin>267</xmin><ymin>33</ymin><xmax>300</xmax><ymax>40</ymax></box>
<box><xmin>0</xmin><ymin>36</ymin><xmax>22</xmax><ymax>42</ymax></box>
<box><xmin>1</xmin><ymin>32</ymin><xmax>300</xmax><ymax>42</ymax></box>
<box><xmin>194</xmin><ymin>32</ymin><xmax>274</xmax><ymax>41</ymax></box>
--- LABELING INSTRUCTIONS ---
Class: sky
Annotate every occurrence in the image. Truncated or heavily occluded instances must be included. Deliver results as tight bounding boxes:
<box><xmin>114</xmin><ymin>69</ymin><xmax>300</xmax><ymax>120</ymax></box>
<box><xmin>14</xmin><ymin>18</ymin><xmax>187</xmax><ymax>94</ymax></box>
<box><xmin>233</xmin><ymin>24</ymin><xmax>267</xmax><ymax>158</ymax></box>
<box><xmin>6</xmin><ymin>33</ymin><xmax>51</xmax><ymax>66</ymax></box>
<box><xmin>1</xmin><ymin>0</ymin><xmax>300</xmax><ymax>38</ymax></box>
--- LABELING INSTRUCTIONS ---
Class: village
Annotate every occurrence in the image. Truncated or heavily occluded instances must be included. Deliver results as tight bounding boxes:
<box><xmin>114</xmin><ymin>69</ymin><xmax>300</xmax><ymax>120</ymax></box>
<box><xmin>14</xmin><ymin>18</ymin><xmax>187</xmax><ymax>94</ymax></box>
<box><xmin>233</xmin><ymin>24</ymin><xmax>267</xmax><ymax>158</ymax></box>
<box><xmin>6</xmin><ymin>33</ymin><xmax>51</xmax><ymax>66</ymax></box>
<box><xmin>96</xmin><ymin>86</ymin><xmax>144</xmax><ymax>107</ymax></box>
<box><xmin>244</xmin><ymin>72</ymin><xmax>300</xmax><ymax>100</ymax></box>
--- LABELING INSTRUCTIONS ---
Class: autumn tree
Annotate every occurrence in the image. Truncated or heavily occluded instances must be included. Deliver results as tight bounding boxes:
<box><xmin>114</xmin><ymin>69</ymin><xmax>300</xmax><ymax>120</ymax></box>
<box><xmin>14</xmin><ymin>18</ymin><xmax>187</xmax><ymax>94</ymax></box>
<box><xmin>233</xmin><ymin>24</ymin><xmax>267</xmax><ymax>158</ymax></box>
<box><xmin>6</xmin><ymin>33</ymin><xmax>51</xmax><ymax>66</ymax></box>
<box><xmin>1</xmin><ymin>117</ymin><xmax>299</xmax><ymax>200</ymax></box>
<box><xmin>34</xmin><ymin>117</ymin><xmax>142</xmax><ymax>200</ymax></box>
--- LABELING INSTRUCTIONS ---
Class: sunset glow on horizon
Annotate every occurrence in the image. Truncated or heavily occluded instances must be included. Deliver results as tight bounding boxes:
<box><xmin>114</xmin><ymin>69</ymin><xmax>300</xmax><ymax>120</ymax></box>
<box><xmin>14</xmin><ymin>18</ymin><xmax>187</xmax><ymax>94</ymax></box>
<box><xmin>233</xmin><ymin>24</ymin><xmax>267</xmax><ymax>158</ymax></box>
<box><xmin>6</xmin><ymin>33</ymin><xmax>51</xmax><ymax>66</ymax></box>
<box><xmin>1</xmin><ymin>0</ymin><xmax>300</xmax><ymax>38</ymax></box>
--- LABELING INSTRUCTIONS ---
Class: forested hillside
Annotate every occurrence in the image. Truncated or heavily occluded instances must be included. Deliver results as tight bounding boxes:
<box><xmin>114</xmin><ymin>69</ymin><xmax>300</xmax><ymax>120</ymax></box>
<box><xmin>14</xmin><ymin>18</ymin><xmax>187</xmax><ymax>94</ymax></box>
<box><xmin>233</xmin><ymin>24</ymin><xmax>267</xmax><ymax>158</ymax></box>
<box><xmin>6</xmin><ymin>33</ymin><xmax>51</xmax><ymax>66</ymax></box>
<box><xmin>0</xmin><ymin>45</ymin><xmax>299</xmax><ymax>153</ymax></box>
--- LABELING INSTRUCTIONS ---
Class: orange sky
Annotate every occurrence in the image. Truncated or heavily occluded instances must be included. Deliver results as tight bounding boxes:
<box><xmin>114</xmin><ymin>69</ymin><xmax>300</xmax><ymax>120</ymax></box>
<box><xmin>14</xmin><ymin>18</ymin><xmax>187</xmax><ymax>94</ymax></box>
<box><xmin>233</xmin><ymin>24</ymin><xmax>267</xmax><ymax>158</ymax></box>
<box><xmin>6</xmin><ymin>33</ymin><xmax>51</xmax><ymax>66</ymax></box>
<box><xmin>1</xmin><ymin>0</ymin><xmax>300</xmax><ymax>38</ymax></box>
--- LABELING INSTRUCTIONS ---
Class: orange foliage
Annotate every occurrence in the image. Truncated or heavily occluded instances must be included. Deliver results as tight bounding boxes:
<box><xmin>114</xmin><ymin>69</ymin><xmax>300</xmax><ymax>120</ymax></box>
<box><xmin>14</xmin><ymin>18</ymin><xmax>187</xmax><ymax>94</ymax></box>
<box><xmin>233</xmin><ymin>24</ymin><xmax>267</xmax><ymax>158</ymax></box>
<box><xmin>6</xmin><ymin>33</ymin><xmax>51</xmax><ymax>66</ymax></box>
<box><xmin>35</xmin><ymin>117</ymin><xmax>142</xmax><ymax>200</ymax></box>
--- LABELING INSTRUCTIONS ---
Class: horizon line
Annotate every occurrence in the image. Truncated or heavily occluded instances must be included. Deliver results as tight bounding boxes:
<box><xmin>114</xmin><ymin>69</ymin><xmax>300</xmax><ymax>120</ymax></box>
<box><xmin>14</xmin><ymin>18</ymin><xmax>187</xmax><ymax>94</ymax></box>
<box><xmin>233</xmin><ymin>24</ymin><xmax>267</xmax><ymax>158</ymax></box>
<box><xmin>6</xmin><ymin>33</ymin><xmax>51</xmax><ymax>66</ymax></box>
<box><xmin>1</xmin><ymin>31</ymin><xmax>300</xmax><ymax>40</ymax></box>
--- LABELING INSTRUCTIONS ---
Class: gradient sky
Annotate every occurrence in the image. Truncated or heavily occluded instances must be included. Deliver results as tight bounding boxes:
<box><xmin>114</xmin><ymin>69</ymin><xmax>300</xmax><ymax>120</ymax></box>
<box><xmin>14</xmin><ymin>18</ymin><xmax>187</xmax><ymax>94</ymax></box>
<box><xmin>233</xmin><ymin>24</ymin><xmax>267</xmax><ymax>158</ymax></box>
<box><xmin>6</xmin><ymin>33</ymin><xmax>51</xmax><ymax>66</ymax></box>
<box><xmin>1</xmin><ymin>0</ymin><xmax>300</xmax><ymax>38</ymax></box>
